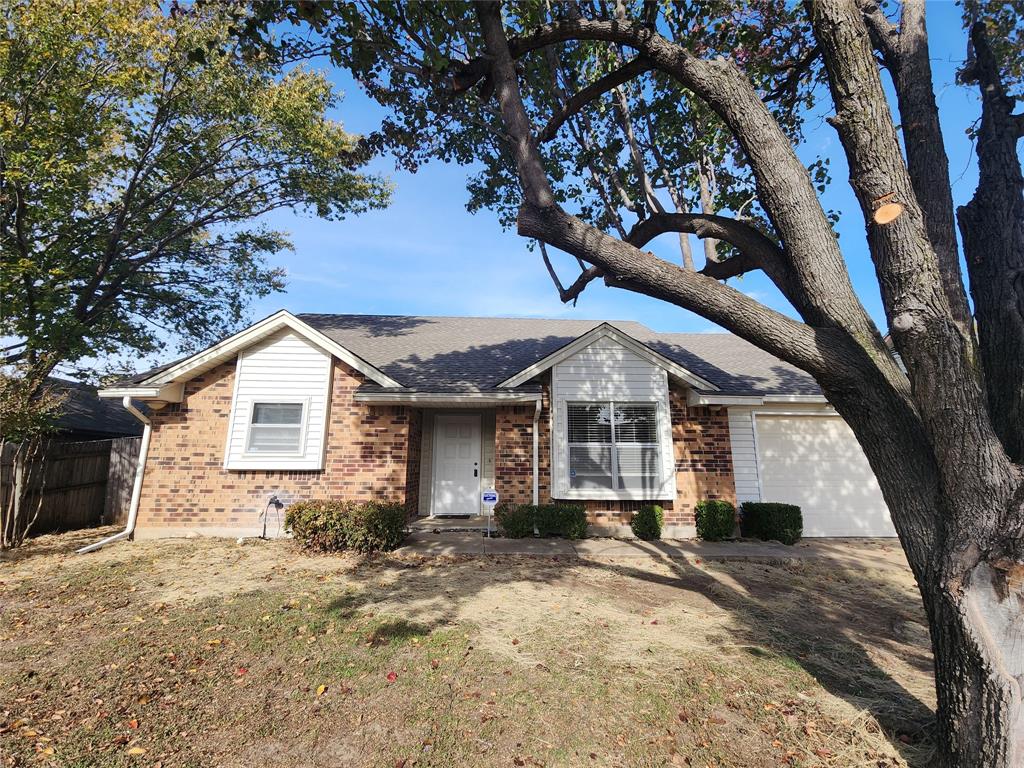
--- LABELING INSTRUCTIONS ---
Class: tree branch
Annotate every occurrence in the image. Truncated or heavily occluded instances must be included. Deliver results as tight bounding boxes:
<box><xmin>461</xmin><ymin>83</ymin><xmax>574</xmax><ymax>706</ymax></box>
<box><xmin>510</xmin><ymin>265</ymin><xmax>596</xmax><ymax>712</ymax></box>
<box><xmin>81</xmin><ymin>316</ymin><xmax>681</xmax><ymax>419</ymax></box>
<box><xmin>858</xmin><ymin>0</ymin><xmax>972</xmax><ymax>330</ymax></box>
<box><xmin>855</xmin><ymin>0</ymin><xmax>899</xmax><ymax>62</ymax></box>
<box><xmin>467</xmin><ymin>14</ymin><xmax>890</xmax><ymax>348</ymax></box>
<box><xmin>627</xmin><ymin>212</ymin><xmax>779</xmax><ymax>264</ymax></box>
<box><xmin>540</xmin><ymin>241</ymin><xmax>602</xmax><ymax>304</ymax></box>
<box><xmin>536</xmin><ymin>56</ymin><xmax>653</xmax><ymax>144</ymax></box>
<box><xmin>473</xmin><ymin>1</ymin><xmax>834</xmax><ymax>376</ymax></box>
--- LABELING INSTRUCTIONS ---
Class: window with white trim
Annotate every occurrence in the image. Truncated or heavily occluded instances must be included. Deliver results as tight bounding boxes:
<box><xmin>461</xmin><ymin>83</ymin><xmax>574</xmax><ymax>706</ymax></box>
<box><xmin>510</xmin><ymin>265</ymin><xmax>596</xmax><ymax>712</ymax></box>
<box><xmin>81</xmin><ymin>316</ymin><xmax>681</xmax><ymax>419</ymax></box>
<box><xmin>567</xmin><ymin>401</ymin><xmax>660</xmax><ymax>491</ymax></box>
<box><xmin>246</xmin><ymin>402</ymin><xmax>305</xmax><ymax>454</ymax></box>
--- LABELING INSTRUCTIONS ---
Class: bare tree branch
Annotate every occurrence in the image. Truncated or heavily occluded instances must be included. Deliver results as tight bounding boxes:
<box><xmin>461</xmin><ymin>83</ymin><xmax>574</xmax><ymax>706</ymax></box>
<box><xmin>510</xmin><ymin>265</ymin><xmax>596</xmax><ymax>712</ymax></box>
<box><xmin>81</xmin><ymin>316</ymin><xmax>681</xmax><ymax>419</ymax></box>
<box><xmin>540</xmin><ymin>241</ymin><xmax>602</xmax><ymax>304</ymax></box>
<box><xmin>812</xmin><ymin>0</ymin><xmax>1013</xmax><ymax>499</ymax></box>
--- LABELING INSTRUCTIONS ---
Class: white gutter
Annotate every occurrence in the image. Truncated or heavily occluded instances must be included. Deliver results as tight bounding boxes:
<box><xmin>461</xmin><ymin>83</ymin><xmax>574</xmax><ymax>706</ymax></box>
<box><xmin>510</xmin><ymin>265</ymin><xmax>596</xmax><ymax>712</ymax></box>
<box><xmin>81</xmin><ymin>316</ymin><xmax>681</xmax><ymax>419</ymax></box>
<box><xmin>77</xmin><ymin>397</ymin><xmax>151</xmax><ymax>554</ymax></box>
<box><xmin>532</xmin><ymin>397</ymin><xmax>541</xmax><ymax>505</ymax></box>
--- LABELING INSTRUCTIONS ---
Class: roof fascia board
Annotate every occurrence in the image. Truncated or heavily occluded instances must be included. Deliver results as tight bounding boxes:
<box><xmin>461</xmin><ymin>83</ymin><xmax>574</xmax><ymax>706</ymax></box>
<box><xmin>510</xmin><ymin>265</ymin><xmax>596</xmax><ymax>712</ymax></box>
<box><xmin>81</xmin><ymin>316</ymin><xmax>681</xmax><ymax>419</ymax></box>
<box><xmin>686</xmin><ymin>392</ymin><xmax>828</xmax><ymax>406</ymax></box>
<box><xmin>135</xmin><ymin>310</ymin><xmax>402</xmax><ymax>389</ymax></box>
<box><xmin>497</xmin><ymin>323</ymin><xmax>719</xmax><ymax>391</ymax></box>
<box><xmin>98</xmin><ymin>383</ymin><xmax>185</xmax><ymax>402</ymax></box>
<box><xmin>686</xmin><ymin>391</ymin><xmax>764</xmax><ymax>406</ymax></box>
<box><xmin>762</xmin><ymin>394</ymin><xmax>828</xmax><ymax>403</ymax></box>
<box><xmin>354</xmin><ymin>391</ymin><xmax>542</xmax><ymax>406</ymax></box>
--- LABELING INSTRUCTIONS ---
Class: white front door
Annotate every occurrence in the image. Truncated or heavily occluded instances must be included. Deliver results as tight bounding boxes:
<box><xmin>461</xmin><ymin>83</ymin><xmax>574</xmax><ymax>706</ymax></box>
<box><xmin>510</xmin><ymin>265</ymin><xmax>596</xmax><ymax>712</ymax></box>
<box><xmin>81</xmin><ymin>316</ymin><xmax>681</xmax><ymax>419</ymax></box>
<box><xmin>433</xmin><ymin>412</ymin><xmax>482</xmax><ymax>516</ymax></box>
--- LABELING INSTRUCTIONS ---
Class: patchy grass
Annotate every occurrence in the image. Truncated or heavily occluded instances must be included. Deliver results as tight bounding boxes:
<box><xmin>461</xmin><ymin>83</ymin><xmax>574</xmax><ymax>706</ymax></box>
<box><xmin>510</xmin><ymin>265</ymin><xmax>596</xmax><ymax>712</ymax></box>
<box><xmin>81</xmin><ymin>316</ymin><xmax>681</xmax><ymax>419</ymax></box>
<box><xmin>1</xmin><ymin>529</ymin><xmax>935</xmax><ymax>767</ymax></box>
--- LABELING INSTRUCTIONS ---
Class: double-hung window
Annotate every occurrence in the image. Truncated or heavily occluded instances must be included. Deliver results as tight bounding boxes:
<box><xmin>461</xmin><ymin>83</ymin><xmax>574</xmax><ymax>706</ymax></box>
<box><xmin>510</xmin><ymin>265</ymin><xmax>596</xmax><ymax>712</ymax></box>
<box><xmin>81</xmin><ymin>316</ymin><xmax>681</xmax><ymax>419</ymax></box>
<box><xmin>245</xmin><ymin>402</ymin><xmax>305</xmax><ymax>454</ymax></box>
<box><xmin>567</xmin><ymin>401</ymin><xmax>660</xmax><ymax>491</ymax></box>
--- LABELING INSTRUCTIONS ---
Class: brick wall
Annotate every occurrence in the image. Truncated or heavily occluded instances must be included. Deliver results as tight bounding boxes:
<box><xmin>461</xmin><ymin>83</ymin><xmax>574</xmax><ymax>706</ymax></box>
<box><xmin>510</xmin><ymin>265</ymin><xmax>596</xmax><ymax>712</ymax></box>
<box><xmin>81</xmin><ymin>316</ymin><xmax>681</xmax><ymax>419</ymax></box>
<box><xmin>493</xmin><ymin>380</ymin><xmax>551</xmax><ymax>505</ymax></box>
<box><xmin>137</xmin><ymin>359</ymin><xmax>414</xmax><ymax>535</ymax></box>
<box><xmin>668</xmin><ymin>388</ymin><xmax>736</xmax><ymax>526</ymax></box>
<box><xmin>404</xmin><ymin>408</ymin><xmax>422</xmax><ymax>516</ymax></box>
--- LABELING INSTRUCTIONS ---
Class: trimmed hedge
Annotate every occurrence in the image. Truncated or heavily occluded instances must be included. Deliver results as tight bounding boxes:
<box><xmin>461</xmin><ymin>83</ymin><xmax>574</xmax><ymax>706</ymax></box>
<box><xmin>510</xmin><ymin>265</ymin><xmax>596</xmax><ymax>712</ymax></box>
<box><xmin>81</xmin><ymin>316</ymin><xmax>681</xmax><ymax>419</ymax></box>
<box><xmin>630</xmin><ymin>504</ymin><xmax>664</xmax><ymax>540</ymax></box>
<box><xmin>285</xmin><ymin>499</ymin><xmax>407</xmax><ymax>553</ymax></box>
<box><xmin>739</xmin><ymin>502</ymin><xmax>803</xmax><ymax>545</ymax></box>
<box><xmin>694</xmin><ymin>499</ymin><xmax>736</xmax><ymax>541</ymax></box>
<box><xmin>495</xmin><ymin>503</ymin><xmax>588</xmax><ymax>539</ymax></box>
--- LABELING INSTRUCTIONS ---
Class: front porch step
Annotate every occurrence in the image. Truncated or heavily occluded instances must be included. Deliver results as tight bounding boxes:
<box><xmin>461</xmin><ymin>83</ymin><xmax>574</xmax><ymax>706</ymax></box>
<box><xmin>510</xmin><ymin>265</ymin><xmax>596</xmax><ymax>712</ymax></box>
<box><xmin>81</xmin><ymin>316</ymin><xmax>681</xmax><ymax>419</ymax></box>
<box><xmin>409</xmin><ymin>515</ymin><xmax>497</xmax><ymax>534</ymax></box>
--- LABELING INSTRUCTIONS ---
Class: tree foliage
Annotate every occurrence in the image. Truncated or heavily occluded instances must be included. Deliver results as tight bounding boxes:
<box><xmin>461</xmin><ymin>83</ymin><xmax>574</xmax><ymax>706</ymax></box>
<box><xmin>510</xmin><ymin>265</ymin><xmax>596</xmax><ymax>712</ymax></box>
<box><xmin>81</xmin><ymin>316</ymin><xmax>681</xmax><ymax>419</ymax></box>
<box><xmin>0</xmin><ymin>0</ymin><xmax>390</xmax><ymax>387</ymax></box>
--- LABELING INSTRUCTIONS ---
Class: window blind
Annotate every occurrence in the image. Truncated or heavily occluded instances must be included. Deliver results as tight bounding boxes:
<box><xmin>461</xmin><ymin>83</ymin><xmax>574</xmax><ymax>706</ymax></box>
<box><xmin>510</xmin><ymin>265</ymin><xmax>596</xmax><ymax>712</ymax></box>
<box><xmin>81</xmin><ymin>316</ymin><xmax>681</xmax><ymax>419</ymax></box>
<box><xmin>567</xmin><ymin>401</ymin><xmax>660</xmax><ymax>491</ymax></box>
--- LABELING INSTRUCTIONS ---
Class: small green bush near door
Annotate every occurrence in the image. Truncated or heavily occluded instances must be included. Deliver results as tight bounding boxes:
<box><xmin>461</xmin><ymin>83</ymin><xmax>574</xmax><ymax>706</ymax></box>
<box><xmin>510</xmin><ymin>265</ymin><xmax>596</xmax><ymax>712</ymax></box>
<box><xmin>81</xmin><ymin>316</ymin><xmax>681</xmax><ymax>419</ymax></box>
<box><xmin>695</xmin><ymin>500</ymin><xmax>737</xmax><ymax>541</ymax></box>
<box><xmin>495</xmin><ymin>503</ymin><xmax>589</xmax><ymax>539</ymax></box>
<box><xmin>495</xmin><ymin>502</ymin><xmax>534</xmax><ymax>538</ymax></box>
<box><xmin>739</xmin><ymin>502</ymin><xmax>803</xmax><ymax>545</ymax></box>
<box><xmin>630</xmin><ymin>504</ymin><xmax>664</xmax><ymax>540</ymax></box>
<box><xmin>285</xmin><ymin>500</ymin><xmax>408</xmax><ymax>553</ymax></box>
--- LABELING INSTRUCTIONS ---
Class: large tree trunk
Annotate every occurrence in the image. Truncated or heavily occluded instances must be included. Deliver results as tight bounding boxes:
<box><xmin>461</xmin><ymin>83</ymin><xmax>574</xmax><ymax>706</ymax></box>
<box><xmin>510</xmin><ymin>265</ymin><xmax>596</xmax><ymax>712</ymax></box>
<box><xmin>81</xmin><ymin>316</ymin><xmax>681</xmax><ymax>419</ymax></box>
<box><xmin>833</xmin><ymin>382</ymin><xmax>1024</xmax><ymax>768</ymax></box>
<box><xmin>930</xmin><ymin>566</ymin><xmax>1024</xmax><ymax>768</ymax></box>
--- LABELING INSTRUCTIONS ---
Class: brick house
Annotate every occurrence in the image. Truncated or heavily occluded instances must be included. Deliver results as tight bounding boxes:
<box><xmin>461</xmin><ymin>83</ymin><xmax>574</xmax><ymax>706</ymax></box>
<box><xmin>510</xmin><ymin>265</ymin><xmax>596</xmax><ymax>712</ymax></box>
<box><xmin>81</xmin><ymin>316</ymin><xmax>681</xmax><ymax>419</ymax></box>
<box><xmin>95</xmin><ymin>310</ymin><xmax>899</xmax><ymax>540</ymax></box>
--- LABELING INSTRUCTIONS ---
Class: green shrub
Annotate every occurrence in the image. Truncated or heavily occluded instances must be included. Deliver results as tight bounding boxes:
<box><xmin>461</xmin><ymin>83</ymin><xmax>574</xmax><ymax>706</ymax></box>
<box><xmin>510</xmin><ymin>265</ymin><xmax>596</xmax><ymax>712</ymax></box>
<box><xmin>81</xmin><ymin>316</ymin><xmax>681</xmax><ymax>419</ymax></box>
<box><xmin>495</xmin><ymin>502</ymin><xmax>534</xmax><ymax>538</ymax></box>
<box><xmin>285</xmin><ymin>499</ymin><xmax>407</xmax><ymax>553</ymax></box>
<box><xmin>496</xmin><ymin>503</ymin><xmax>589</xmax><ymax>539</ymax></box>
<box><xmin>695</xmin><ymin>499</ymin><xmax>737</xmax><ymax>541</ymax></box>
<box><xmin>740</xmin><ymin>502</ymin><xmax>802</xmax><ymax>545</ymax></box>
<box><xmin>284</xmin><ymin>500</ymin><xmax>348</xmax><ymax>551</ymax></box>
<box><xmin>630</xmin><ymin>504</ymin><xmax>664</xmax><ymax>540</ymax></box>
<box><xmin>555</xmin><ymin>503</ymin><xmax>589</xmax><ymax>539</ymax></box>
<box><xmin>343</xmin><ymin>502</ymin><xmax>408</xmax><ymax>553</ymax></box>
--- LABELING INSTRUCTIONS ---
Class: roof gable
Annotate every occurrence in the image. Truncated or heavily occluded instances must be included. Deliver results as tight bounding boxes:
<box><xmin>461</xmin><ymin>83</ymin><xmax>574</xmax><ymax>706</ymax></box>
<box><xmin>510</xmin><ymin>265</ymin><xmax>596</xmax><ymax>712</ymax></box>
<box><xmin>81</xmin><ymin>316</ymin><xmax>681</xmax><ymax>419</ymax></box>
<box><xmin>118</xmin><ymin>311</ymin><xmax>401</xmax><ymax>394</ymax></box>
<box><xmin>496</xmin><ymin>323</ymin><xmax>719</xmax><ymax>391</ymax></box>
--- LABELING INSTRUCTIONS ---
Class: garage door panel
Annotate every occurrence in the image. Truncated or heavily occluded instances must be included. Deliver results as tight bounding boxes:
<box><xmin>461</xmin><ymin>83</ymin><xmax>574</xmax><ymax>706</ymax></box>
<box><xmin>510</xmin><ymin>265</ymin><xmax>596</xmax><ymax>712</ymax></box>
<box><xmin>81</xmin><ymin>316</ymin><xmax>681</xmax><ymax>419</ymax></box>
<box><xmin>756</xmin><ymin>416</ymin><xmax>896</xmax><ymax>537</ymax></box>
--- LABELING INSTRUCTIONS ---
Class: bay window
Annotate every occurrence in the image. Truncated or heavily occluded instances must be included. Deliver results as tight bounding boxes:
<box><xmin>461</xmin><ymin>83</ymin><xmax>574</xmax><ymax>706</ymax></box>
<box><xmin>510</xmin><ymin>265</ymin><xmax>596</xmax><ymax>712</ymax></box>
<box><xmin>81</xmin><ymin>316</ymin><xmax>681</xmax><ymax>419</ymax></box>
<box><xmin>567</xmin><ymin>401</ymin><xmax>661</xmax><ymax>491</ymax></box>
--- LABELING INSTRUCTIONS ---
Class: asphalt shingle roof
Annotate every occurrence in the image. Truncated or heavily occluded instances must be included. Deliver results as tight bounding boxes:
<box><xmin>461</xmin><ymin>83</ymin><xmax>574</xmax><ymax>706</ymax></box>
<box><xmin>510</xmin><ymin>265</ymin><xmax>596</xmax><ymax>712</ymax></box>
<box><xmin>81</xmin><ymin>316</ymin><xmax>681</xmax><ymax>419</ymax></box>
<box><xmin>297</xmin><ymin>314</ymin><xmax>820</xmax><ymax>396</ymax></box>
<box><xmin>47</xmin><ymin>378</ymin><xmax>144</xmax><ymax>437</ymax></box>
<box><xmin>120</xmin><ymin>313</ymin><xmax>820</xmax><ymax>397</ymax></box>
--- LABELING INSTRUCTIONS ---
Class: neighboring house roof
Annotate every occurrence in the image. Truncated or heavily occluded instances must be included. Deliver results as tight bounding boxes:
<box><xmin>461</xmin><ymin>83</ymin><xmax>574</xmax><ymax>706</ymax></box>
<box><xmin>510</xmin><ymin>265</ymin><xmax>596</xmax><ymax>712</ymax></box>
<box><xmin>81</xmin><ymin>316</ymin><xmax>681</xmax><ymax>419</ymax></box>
<box><xmin>47</xmin><ymin>378</ymin><xmax>144</xmax><ymax>438</ymax></box>
<box><xmin>106</xmin><ymin>311</ymin><xmax>821</xmax><ymax>399</ymax></box>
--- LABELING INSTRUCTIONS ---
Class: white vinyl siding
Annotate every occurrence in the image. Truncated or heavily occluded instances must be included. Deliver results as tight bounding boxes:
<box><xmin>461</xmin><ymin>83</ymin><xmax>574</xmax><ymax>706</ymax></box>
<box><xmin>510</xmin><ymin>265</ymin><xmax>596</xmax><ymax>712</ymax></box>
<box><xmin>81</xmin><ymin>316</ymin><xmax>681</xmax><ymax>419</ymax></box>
<box><xmin>728</xmin><ymin>407</ymin><xmax>762</xmax><ymax>504</ymax></box>
<box><xmin>552</xmin><ymin>335</ymin><xmax>675</xmax><ymax>500</ymax></box>
<box><xmin>224</xmin><ymin>330</ymin><xmax>331</xmax><ymax>470</ymax></box>
<box><xmin>727</xmin><ymin>405</ymin><xmax>896</xmax><ymax>537</ymax></box>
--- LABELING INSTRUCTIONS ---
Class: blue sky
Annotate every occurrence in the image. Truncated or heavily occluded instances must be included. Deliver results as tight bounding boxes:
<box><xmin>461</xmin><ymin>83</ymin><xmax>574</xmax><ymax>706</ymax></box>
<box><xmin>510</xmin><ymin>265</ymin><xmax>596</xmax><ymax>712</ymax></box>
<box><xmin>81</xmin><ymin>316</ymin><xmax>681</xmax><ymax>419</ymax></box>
<box><xmin>250</xmin><ymin>2</ymin><xmax>980</xmax><ymax>335</ymax></box>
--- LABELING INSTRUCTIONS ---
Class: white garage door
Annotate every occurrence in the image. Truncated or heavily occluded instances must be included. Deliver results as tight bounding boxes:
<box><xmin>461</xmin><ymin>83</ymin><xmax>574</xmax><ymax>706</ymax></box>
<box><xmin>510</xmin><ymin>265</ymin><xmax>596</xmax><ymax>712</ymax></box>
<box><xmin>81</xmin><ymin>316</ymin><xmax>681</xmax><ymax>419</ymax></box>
<box><xmin>755</xmin><ymin>415</ymin><xmax>896</xmax><ymax>537</ymax></box>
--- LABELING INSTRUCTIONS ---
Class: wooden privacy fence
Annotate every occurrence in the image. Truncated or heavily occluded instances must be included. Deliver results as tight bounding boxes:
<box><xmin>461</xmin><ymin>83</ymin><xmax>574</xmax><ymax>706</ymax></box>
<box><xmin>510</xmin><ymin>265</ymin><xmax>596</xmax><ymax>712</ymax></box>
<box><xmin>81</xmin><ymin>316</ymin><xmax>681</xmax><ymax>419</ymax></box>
<box><xmin>104</xmin><ymin>436</ymin><xmax>141</xmax><ymax>527</ymax></box>
<box><xmin>1</xmin><ymin>437</ymin><xmax>140</xmax><ymax>535</ymax></box>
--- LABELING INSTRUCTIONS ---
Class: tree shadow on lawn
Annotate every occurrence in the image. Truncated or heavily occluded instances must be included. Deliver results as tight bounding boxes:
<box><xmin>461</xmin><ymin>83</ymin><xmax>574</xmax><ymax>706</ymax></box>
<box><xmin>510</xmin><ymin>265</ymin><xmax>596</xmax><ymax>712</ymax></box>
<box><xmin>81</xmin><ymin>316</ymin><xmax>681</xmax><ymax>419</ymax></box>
<box><xmin>584</xmin><ymin>545</ymin><xmax>935</xmax><ymax>756</ymax></box>
<box><xmin>327</xmin><ymin>546</ymin><xmax>936</xmax><ymax>765</ymax></box>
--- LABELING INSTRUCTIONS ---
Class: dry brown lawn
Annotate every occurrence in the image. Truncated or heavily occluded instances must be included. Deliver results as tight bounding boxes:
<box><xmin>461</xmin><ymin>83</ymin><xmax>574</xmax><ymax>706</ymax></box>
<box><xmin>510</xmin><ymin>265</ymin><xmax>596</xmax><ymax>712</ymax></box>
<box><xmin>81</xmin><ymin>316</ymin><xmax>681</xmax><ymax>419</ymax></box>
<box><xmin>1</xmin><ymin>528</ymin><xmax>936</xmax><ymax>768</ymax></box>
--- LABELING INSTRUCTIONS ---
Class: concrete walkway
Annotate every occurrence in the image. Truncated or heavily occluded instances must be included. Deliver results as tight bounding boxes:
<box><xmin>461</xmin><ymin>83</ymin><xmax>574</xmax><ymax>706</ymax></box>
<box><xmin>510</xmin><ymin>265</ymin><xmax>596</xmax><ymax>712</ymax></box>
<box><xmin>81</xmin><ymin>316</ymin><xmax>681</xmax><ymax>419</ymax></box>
<box><xmin>399</xmin><ymin>530</ymin><xmax>910</xmax><ymax>570</ymax></box>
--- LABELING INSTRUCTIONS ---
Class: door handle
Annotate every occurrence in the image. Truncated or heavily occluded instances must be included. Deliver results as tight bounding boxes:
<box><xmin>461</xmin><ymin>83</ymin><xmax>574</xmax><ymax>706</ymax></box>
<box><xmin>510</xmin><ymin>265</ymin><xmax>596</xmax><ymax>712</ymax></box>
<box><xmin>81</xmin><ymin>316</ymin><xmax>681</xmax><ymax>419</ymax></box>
<box><xmin>474</xmin><ymin>468</ymin><xmax>478</xmax><ymax>477</ymax></box>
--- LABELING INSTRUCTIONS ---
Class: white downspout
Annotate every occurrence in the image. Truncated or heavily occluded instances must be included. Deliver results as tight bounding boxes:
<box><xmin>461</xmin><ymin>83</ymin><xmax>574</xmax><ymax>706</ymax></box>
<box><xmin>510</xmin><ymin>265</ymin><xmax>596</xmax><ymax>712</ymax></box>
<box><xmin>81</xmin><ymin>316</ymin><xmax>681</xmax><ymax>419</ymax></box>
<box><xmin>77</xmin><ymin>397</ymin><xmax>152</xmax><ymax>554</ymax></box>
<box><xmin>532</xmin><ymin>397</ymin><xmax>541</xmax><ymax>506</ymax></box>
